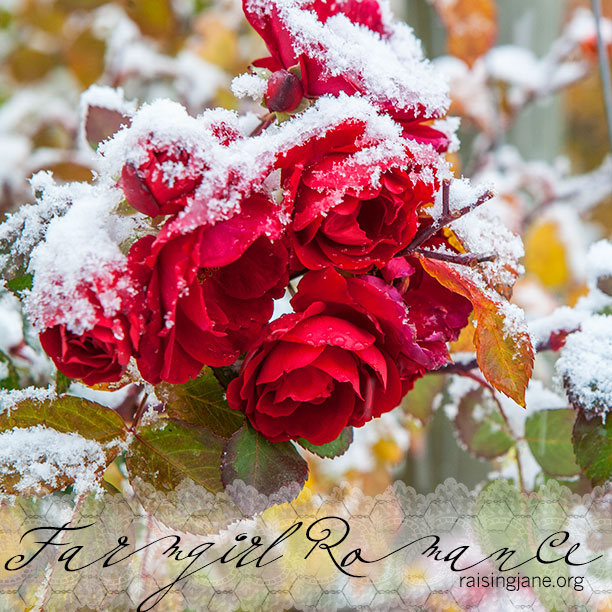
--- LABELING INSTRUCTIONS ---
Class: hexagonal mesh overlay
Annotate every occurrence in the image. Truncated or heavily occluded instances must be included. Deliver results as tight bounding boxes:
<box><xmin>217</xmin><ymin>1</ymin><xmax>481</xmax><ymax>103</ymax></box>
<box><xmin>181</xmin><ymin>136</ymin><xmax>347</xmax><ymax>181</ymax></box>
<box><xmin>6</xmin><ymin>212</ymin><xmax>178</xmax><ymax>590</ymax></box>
<box><xmin>0</xmin><ymin>478</ymin><xmax>610</xmax><ymax>611</ymax></box>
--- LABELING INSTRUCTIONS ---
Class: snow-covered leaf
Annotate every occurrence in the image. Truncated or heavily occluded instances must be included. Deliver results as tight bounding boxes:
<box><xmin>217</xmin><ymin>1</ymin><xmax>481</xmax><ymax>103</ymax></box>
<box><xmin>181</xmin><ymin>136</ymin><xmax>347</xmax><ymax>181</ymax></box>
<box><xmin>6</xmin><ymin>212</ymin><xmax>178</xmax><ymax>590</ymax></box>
<box><xmin>420</xmin><ymin>256</ymin><xmax>534</xmax><ymax>405</ymax></box>
<box><xmin>0</xmin><ymin>396</ymin><xmax>126</xmax><ymax>496</ymax></box>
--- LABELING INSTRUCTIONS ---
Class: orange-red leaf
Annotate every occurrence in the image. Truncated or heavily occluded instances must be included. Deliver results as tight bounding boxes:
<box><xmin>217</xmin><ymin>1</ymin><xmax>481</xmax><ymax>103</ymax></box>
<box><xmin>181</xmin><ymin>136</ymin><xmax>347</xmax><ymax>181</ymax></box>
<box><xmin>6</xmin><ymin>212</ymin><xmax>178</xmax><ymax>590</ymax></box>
<box><xmin>431</xmin><ymin>0</ymin><xmax>498</xmax><ymax>67</ymax></box>
<box><xmin>420</xmin><ymin>256</ymin><xmax>533</xmax><ymax>406</ymax></box>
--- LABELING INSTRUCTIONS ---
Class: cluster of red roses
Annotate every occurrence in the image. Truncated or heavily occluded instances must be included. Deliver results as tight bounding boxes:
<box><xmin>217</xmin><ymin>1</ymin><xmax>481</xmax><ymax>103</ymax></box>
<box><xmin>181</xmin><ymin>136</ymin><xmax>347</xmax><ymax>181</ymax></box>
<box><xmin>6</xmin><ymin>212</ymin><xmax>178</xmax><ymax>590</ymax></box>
<box><xmin>39</xmin><ymin>0</ymin><xmax>472</xmax><ymax>445</ymax></box>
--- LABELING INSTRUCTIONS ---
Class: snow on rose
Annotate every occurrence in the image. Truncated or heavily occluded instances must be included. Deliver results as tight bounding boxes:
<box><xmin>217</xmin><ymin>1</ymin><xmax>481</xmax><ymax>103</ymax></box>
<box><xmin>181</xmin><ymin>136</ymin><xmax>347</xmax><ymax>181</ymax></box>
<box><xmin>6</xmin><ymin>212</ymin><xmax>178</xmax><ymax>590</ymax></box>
<box><xmin>0</xmin><ymin>0</ymin><xmax>536</xmax><ymax>506</ymax></box>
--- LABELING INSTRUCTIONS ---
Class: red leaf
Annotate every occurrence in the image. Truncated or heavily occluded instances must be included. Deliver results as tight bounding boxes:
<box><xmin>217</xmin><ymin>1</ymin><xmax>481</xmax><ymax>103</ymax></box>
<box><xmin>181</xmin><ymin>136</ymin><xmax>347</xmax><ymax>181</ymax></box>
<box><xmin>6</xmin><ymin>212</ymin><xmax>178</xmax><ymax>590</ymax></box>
<box><xmin>420</xmin><ymin>256</ymin><xmax>533</xmax><ymax>406</ymax></box>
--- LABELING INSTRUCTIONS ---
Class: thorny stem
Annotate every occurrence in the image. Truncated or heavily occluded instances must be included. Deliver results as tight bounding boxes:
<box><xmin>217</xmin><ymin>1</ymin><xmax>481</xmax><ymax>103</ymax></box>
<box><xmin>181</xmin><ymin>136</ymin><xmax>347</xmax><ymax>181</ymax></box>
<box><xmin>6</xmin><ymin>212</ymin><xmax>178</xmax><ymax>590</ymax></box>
<box><xmin>461</xmin><ymin>371</ymin><xmax>526</xmax><ymax>494</ymax></box>
<box><xmin>414</xmin><ymin>248</ymin><xmax>496</xmax><ymax>266</ymax></box>
<box><xmin>397</xmin><ymin>184</ymin><xmax>494</xmax><ymax>257</ymax></box>
<box><xmin>250</xmin><ymin>113</ymin><xmax>275</xmax><ymax>137</ymax></box>
<box><xmin>591</xmin><ymin>0</ymin><xmax>612</xmax><ymax>154</ymax></box>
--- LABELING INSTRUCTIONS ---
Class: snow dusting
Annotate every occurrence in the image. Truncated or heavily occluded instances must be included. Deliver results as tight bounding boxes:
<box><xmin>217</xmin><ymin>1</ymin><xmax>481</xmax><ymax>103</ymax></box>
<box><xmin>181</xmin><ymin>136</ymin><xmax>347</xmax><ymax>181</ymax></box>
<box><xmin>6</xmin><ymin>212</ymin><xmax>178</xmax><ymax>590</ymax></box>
<box><xmin>244</xmin><ymin>0</ymin><xmax>449</xmax><ymax>118</ymax></box>
<box><xmin>0</xmin><ymin>425</ymin><xmax>106</xmax><ymax>497</ymax></box>
<box><xmin>557</xmin><ymin>315</ymin><xmax>612</xmax><ymax>418</ymax></box>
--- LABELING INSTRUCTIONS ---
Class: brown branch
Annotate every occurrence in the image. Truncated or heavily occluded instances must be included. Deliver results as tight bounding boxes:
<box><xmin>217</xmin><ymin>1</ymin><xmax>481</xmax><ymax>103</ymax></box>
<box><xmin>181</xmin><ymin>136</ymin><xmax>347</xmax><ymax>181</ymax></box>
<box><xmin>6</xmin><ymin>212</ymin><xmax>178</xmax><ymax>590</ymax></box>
<box><xmin>414</xmin><ymin>248</ymin><xmax>496</xmax><ymax>266</ymax></box>
<box><xmin>397</xmin><ymin>187</ymin><xmax>494</xmax><ymax>256</ymax></box>
<box><xmin>442</xmin><ymin>178</ymin><xmax>450</xmax><ymax>217</ymax></box>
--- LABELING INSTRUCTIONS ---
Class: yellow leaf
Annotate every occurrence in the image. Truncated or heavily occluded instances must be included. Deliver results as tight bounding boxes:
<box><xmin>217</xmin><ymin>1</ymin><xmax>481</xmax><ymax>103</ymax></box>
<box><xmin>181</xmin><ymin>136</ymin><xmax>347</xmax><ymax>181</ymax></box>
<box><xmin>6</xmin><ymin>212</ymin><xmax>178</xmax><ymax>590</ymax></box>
<box><xmin>194</xmin><ymin>15</ymin><xmax>240</xmax><ymax>72</ymax></box>
<box><xmin>524</xmin><ymin>220</ymin><xmax>570</xmax><ymax>289</ymax></box>
<box><xmin>420</xmin><ymin>256</ymin><xmax>533</xmax><ymax>406</ymax></box>
<box><xmin>8</xmin><ymin>45</ymin><xmax>57</xmax><ymax>82</ymax></box>
<box><xmin>449</xmin><ymin>312</ymin><xmax>476</xmax><ymax>353</ymax></box>
<box><xmin>431</xmin><ymin>0</ymin><xmax>497</xmax><ymax>67</ymax></box>
<box><xmin>64</xmin><ymin>28</ymin><xmax>106</xmax><ymax>87</ymax></box>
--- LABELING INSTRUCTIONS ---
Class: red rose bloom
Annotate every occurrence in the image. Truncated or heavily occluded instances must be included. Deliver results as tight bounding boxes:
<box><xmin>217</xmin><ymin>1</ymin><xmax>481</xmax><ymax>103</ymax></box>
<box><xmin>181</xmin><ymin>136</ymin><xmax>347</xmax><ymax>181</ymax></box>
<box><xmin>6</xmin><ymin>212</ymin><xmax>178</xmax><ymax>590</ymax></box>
<box><xmin>227</xmin><ymin>268</ymin><xmax>447</xmax><ymax>445</ymax></box>
<box><xmin>278</xmin><ymin>121</ymin><xmax>437</xmax><ymax>273</ymax></box>
<box><xmin>245</xmin><ymin>0</ymin><xmax>386</xmax><ymax>98</ymax></box>
<box><xmin>383</xmin><ymin>255</ymin><xmax>473</xmax><ymax>362</ymax></box>
<box><xmin>119</xmin><ymin>139</ymin><xmax>205</xmax><ymax>217</ymax></box>
<box><xmin>130</xmin><ymin>193</ymin><xmax>288</xmax><ymax>384</ymax></box>
<box><xmin>244</xmin><ymin>0</ymin><xmax>450</xmax><ymax>150</ymax></box>
<box><xmin>40</xmin><ymin>313</ymin><xmax>138</xmax><ymax>386</ymax></box>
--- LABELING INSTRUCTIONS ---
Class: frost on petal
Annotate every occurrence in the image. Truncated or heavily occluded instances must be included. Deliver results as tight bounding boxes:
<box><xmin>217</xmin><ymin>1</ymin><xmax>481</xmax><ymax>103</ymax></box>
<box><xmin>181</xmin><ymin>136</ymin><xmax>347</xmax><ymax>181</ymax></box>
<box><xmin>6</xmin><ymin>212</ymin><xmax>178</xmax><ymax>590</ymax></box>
<box><xmin>243</xmin><ymin>0</ymin><xmax>449</xmax><ymax>119</ymax></box>
<box><xmin>24</xmin><ymin>178</ymin><xmax>138</xmax><ymax>335</ymax></box>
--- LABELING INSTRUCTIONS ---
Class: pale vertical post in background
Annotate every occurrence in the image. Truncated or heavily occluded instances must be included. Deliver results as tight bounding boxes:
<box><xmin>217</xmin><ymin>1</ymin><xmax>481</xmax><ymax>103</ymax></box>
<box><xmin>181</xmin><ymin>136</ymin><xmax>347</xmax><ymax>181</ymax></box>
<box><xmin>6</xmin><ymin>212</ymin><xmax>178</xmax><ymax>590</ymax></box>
<box><xmin>591</xmin><ymin>0</ymin><xmax>612</xmax><ymax>153</ymax></box>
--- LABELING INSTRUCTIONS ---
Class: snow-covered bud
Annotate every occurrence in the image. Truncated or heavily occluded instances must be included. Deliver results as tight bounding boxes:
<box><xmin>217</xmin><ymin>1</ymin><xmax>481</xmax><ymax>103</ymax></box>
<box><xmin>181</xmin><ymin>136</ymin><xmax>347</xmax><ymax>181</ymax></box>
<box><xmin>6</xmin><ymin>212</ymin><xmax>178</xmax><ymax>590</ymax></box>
<box><xmin>264</xmin><ymin>70</ymin><xmax>304</xmax><ymax>113</ymax></box>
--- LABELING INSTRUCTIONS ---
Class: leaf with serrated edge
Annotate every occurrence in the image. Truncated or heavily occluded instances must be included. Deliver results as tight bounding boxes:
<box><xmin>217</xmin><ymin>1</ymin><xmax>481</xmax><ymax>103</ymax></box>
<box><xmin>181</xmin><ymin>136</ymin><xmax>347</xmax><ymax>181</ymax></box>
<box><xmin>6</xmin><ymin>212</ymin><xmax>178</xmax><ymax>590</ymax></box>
<box><xmin>298</xmin><ymin>427</ymin><xmax>353</xmax><ymax>458</ymax></box>
<box><xmin>126</xmin><ymin>419</ymin><xmax>225</xmax><ymax>494</ymax></box>
<box><xmin>525</xmin><ymin>409</ymin><xmax>580</xmax><ymax>477</ymax></box>
<box><xmin>160</xmin><ymin>368</ymin><xmax>244</xmax><ymax>438</ymax></box>
<box><xmin>420</xmin><ymin>257</ymin><xmax>533</xmax><ymax>406</ymax></box>
<box><xmin>455</xmin><ymin>387</ymin><xmax>514</xmax><ymax>459</ymax></box>
<box><xmin>572</xmin><ymin>411</ymin><xmax>612</xmax><ymax>485</ymax></box>
<box><xmin>221</xmin><ymin>422</ymin><xmax>308</xmax><ymax>500</ymax></box>
<box><xmin>0</xmin><ymin>396</ymin><xmax>126</xmax><ymax>495</ymax></box>
<box><xmin>0</xmin><ymin>396</ymin><xmax>125</xmax><ymax>443</ymax></box>
<box><xmin>401</xmin><ymin>374</ymin><xmax>446</xmax><ymax>424</ymax></box>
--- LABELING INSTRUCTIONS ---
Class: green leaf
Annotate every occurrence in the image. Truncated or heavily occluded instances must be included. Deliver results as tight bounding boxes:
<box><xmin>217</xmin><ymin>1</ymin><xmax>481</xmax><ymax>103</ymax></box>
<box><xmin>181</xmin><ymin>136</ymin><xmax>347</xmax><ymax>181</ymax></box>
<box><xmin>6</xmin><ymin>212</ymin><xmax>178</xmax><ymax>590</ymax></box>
<box><xmin>401</xmin><ymin>374</ymin><xmax>446</xmax><ymax>424</ymax></box>
<box><xmin>0</xmin><ymin>351</ymin><xmax>18</xmax><ymax>390</ymax></box>
<box><xmin>297</xmin><ymin>427</ymin><xmax>353</xmax><ymax>458</ymax></box>
<box><xmin>0</xmin><ymin>396</ymin><xmax>127</xmax><ymax>496</ymax></box>
<box><xmin>455</xmin><ymin>387</ymin><xmax>514</xmax><ymax>459</ymax></box>
<box><xmin>221</xmin><ymin>422</ymin><xmax>308</xmax><ymax>501</ymax></box>
<box><xmin>126</xmin><ymin>419</ymin><xmax>225</xmax><ymax>494</ymax></box>
<box><xmin>5</xmin><ymin>273</ymin><xmax>32</xmax><ymax>296</ymax></box>
<box><xmin>160</xmin><ymin>368</ymin><xmax>244</xmax><ymax>438</ymax></box>
<box><xmin>0</xmin><ymin>395</ymin><xmax>126</xmax><ymax>443</ymax></box>
<box><xmin>572</xmin><ymin>411</ymin><xmax>612</xmax><ymax>484</ymax></box>
<box><xmin>525</xmin><ymin>409</ymin><xmax>580</xmax><ymax>477</ymax></box>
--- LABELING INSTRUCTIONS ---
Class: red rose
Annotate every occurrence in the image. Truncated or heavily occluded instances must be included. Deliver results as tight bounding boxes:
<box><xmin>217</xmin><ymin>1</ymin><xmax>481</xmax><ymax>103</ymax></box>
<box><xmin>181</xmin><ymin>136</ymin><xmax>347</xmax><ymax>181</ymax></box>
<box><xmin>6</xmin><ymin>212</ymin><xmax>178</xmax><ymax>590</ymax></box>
<box><xmin>278</xmin><ymin>120</ymin><xmax>438</xmax><ymax>273</ymax></box>
<box><xmin>244</xmin><ymin>0</ymin><xmax>386</xmax><ymax>97</ymax></box>
<box><xmin>117</xmin><ymin>112</ymin><xmax>242</xmax><ymax>218</ymax></box>
<box><xmin>130</xmin><ymin>193</ymin><xmax>288</xmax><ymax>384</ymax></box>
<box><xmin>244</xmin><ymin>0</ymin><xmax>450</xmax><ymax>149</ymax></box>
<box><xmin>119</xmin><ymin>139</ymin><xmax>205</xmax><ymax>217</ymax></box>
<box><xmin>383</xmin><ymin>255</ymin><xmax>473</xmax><ymax>363</ymax></box>
<box><xmin>40</xmin><ymin>313</ymin><xmax>138</xmax><ymax>386</ymax></box>
<box><xmin>227</xmin><ymin>268</ymin><xmax>444</xmax><ymax>445</ymax></box>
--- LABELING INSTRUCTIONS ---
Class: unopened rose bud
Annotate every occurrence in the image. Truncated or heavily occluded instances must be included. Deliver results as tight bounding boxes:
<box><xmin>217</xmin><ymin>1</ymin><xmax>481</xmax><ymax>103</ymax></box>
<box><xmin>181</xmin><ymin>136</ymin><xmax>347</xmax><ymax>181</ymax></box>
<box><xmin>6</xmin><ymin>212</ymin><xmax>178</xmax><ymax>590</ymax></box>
<box><xmin>264</xmin><ymin>70</ymin><xmax>304</xmax><ymax>113</ymax></box>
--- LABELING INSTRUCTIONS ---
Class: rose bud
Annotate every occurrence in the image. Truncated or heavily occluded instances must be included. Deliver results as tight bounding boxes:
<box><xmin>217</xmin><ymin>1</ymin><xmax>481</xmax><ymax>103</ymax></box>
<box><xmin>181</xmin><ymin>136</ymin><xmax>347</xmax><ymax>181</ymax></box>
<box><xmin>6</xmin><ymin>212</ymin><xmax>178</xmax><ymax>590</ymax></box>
<box><xmin>264</xmin><ymin>70</ymin><xmax>304</xmax><ymax>113</ymax></box>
